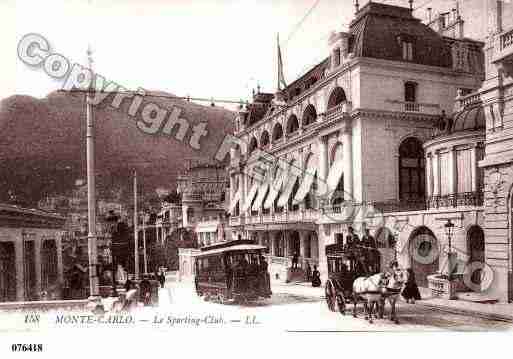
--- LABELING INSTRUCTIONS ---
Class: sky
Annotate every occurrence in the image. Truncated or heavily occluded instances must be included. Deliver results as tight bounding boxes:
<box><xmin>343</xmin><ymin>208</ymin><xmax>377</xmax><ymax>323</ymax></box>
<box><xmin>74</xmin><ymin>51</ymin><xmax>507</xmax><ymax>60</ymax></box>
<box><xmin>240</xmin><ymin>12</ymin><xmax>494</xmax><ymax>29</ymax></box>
<box><xmin>2</xmin><ymin>0</ymin><xmax>482</xmax><ymax>105</ymax></box>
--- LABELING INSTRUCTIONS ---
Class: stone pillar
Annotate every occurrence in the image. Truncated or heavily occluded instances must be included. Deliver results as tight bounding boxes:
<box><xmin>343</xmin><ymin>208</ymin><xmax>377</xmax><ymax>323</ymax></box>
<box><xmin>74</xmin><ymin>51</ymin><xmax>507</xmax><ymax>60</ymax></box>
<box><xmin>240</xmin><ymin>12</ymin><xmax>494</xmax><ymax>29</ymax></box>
<box><xmin>342</xmin><ymin>123</ymin><xmax>353</xmax><ymax>200</ymax></box>
<box><xmin>433</xmin><ymin>150</ymin><xmax>441</xmax><ymax>196</ymax></box>
<box><xmin>56</xmin><ymin>236</ymin><xmax>64</xmax><ymax>287</ymax></box>
<box><xmin>299</xmin><ymin>231</ymin><xmax>307</xmax><ymax>268</ymax></box>
<box><xmin>239</xmin><ymin>172</ymin><xmax>246</xmax><ymax>217</ymax></box>
<box><xmin>15</xmin><ymin>237</ymin><xmax>25</xmax><ymax>301</ymax></box>
<box><xmin>284</xmin><ymin>232</ymin><xmax>290</xmax><ymax>258</ymax></box>
<box><xmin>229</xmin><ymin>173</ymin><xmax>235</xmax><ymax>204</ymax></box>
<box><xmin>470</xmin><ymin>145</ymin><xmax>478</xmax><ymax>192</ymax></box>
<box><xmin>318</xmin><ymin>136</ymin><xmax>329</xmax><ymax>196</ymax></box>
<box><xmin>426</xmin><ymin>153</ymin><xmax>433</xmax><ymax>197</ymax></box>
<box><xmin>299</xmin><ymin>231</ymin><xmax>307</xmax><ymax>258</ymax></box>
<box><xmin>270</xmin><ymin>233</ymin><xmax>276</xmax><ymax>256</ymax></box>
<box><xmin>448</xmin><ymin>146</ymin><xmax>457</xmax><ymax>194</ymax></box>
<box><xmin>155</xmin><ymin>226</ymin><xmax>159</xmax><ymax>244</ymax></box>
<box><xmin>182</xmin><ymin>205</ymin><xmax>189</xmax><ymax>227</ymax></box>
<box><xmin>34</xmin><ymin>238</ymin><xmax>42</xmax><ymax>299</ymax></box>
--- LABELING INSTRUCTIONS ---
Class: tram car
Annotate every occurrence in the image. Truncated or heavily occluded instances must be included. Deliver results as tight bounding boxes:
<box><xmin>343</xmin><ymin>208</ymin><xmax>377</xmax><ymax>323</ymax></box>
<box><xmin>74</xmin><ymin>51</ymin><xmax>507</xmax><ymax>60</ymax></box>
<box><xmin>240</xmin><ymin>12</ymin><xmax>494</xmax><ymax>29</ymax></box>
<box><xmin>194</xmin><ymin>240</ymin><xmax>272</xmax><ymax>303</ymax></box>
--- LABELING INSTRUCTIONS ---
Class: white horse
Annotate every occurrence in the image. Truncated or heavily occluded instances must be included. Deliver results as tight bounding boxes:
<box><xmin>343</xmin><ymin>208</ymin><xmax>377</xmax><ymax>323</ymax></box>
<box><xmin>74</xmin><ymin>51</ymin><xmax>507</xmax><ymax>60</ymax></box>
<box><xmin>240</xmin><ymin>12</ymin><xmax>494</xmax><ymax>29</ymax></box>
<box><xmin>378</xmin><ymin>268</ymin><xmax>407</xmax><ymax>324</ymax></box>
<box><xmin>352</xmin><ymin>273</ymin><xmax>389</xmax><ymax>323</ymax></box>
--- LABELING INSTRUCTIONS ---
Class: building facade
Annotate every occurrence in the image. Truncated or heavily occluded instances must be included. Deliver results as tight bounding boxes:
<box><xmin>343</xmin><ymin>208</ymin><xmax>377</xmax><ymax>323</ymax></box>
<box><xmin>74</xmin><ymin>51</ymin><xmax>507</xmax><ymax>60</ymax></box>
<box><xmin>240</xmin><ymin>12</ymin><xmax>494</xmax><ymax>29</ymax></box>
<box><xmin>0</xmin><ymin>204</ymin><xmax>66</xmax><ymax>302</ymax></box>
<box><xmin>154</xmin><ymin>161</ymin><xmax>230</xmax><ymax>246</ymax></box>
<box><xmin>475</xmin><ymin>0</ymin><xmax>513</xmax><ymax>302</ymax></box>
<box><xmin>228</xmin><ymin>2</ymin><xmax>486</xmax><ymax>287</ymax></box>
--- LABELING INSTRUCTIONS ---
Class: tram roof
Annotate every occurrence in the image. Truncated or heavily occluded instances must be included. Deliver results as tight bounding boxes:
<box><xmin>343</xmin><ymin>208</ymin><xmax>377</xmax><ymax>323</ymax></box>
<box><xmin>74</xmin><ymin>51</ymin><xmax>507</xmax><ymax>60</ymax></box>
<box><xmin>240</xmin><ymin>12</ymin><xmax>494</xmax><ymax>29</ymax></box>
<box><xmin>195</xmin><ymin>243</ymin><xmax>266</xmax><ymax>257</ymax></box>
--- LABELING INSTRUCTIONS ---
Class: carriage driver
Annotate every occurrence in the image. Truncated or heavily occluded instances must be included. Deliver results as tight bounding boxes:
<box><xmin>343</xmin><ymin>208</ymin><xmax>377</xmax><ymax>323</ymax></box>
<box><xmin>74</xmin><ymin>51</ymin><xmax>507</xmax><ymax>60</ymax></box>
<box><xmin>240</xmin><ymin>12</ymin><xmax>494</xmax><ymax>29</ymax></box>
<box><xmin>346</xmin><ymin>226</ymin><xmax>359</xmax><ymax>247</ymax></box>
<box><xmin>362</xmin><ymin>228</ymin><xmax>379</xmax><ymax>274</ymax></box>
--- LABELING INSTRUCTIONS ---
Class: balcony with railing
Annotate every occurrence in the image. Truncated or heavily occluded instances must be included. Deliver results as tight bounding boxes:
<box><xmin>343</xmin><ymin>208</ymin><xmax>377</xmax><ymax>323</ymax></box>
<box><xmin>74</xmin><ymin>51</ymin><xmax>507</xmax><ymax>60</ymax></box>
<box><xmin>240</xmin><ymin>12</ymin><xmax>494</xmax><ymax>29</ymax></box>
<box><xmin>324</xmin><ymin>102</ymin><xmax>346</xmax><ymax>122</ymax></box>
<box><xmin>242</xmin><ymin>209</ymin><xmax>319</xmax><ymax>226</ymax></box>
<box><xmin>493</xmin><ymin>26</ymin><xmax>513</xmax><ymax>65</ymax></box>
<box><xmin>427</xmin><ymin>191</ymin><xmax>483</xmax><ymax>209</ymax></box>
<box><xmin>321</xmin><ymin>198</ymin><xmax>423</xmax><ymax>216</ymax></box>
<box><xmin>182</xmin><ymin>192</ymin><xmax>203</xmax><ymax>202</ymax></box>
<box><xmin>229</xmin><ymin>216</ymin><xmax>244</xmax><ymax>227</ymax></box>
<box><xmin>385</xmin><ymin>100</ymin><xmax>441</xmax><ymax>115</ymax></box>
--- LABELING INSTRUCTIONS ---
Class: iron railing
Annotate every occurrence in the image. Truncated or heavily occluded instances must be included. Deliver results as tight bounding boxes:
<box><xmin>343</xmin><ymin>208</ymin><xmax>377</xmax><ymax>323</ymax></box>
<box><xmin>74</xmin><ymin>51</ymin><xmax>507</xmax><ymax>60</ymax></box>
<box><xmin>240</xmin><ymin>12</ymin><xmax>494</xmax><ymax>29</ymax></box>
<box><xmin>427</xmin><ymin>191</ymin><xmax>483</xmax><ymax>209</ymax></box>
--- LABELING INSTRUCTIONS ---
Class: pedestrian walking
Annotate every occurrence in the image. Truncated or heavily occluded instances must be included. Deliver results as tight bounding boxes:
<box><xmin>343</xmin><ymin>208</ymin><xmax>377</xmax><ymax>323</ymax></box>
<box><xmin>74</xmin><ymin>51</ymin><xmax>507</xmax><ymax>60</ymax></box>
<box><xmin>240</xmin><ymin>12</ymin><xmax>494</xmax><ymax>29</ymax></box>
<box><xmin>311</xmin><ymin>265</ymin><xmax>321</xmax><ymax>287</ymax></box>
<box><xmin>292</xmin><ymin>252</ymin><xmax>299</xmax><ymax>270</ymax></box>
<box><xmin>402</xmin><ymin>268</ymin><xmax>421</xmax><ymax>304</ymax></box>
<box><xmin>305</xmin><ymin>261</ymin><xmax>311</xmax><ymax>281</ymax></box>
<box><xmin>139</xmin><ymin>275</ymin><xmax>152</xmax><ymax>306</ymax></box>
<box><xmin>158</xmin><ymin>270</ymin><xmax>166</xmax><ymax>288</ymax></box>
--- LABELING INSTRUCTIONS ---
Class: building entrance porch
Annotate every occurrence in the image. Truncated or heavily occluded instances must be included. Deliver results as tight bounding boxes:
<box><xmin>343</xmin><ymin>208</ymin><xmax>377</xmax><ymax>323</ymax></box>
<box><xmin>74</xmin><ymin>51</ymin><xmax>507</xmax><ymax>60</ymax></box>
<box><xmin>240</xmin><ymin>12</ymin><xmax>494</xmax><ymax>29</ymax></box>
<box><xmin>248</xmin><ymin>229</ymin><xmax>319</xmax><ymax>282</ymax></box>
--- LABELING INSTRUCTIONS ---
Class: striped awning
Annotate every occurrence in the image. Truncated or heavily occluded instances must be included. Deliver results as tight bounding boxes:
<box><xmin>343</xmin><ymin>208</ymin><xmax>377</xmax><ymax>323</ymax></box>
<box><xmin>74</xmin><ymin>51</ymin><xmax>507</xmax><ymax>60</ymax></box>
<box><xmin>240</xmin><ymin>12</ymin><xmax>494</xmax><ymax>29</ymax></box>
<box><xmin>263</xmin><ymin>174</ymin><xmax>285</xmax><ymax>209</ymax></box>
<box><xmin>242</xmin><ymin>181</ymin><xmax>259</xmax><ymax>213</ymax></box>
<box><xmin>293</xmin><ymin>168</ymin><xmax>317</xmax><ymax>205</ymax></box>
<box><xmin>325</xmin><ymin>158</ymin><xmax>344</xmax><ymax>200</ymax></box>
<box><xmin>252</xmin><ymin>180</ymin><xmax>270</xmax><ymax>212</ymax></box>
<box><xmin>277</xmin><ymin>175</ymin><xmax>298</xmax><ymax>208</ymax></box>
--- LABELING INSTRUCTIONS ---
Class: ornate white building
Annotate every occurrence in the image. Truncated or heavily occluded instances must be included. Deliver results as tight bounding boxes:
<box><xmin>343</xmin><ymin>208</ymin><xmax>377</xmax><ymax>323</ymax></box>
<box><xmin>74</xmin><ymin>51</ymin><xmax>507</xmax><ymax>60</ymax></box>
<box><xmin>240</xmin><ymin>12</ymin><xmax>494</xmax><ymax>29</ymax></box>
<box><xmin>228</xmin><ymin>1</ymin><xmax>486</xmax><ymax>288</ymax></box>
<box><xmin>154</xmin><ymin>161</ymin><xmax>230</xmax><ymax>246</ymax></box>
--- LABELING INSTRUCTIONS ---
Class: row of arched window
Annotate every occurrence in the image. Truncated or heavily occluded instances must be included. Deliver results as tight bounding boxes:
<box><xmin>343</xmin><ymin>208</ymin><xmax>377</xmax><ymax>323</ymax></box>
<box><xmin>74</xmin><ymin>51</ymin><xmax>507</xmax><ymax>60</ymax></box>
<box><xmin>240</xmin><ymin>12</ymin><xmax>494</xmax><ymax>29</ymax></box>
<box><xmin>246</xmin><ymin>87</ymin><xmax>348</xmax><ymax>155</ymax></box>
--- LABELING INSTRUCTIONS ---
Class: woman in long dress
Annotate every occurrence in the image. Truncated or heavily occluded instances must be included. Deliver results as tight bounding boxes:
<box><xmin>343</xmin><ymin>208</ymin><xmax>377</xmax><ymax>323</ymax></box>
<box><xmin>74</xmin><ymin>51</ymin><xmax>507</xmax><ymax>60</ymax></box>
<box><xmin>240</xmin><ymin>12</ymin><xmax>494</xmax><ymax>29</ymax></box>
<box><xmin>402</xmin><ymin>268</ymin><xmax>421</xmax><ymax>303</ymax></box>
<box><xmin>311</xmin><ymin>265</ymin><xmax>321</xmax><ymax>287</ymax></box>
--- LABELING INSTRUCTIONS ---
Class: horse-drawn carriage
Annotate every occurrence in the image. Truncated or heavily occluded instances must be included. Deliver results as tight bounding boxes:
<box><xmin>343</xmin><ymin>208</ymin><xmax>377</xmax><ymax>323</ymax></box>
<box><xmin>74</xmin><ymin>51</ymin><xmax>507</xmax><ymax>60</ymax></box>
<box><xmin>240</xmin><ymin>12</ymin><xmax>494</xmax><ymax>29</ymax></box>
<box><xmin>324</xmin><ymin>243</ymin><xmax>405</xmax><ymax>324</ymax></box>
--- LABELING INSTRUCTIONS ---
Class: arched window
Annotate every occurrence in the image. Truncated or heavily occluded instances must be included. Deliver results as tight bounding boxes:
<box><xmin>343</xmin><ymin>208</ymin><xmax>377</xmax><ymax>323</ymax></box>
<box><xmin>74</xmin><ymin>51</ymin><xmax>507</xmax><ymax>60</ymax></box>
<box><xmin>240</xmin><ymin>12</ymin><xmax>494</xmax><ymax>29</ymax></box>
<box><xmin>260</xmin><ymin>131</ymin><xmax>270</xmax><ymax>148</ymax></box>
<box><xmin>286</xmin><ymin>115</ymin><xmax>299</xmax><ymax>134</ymax></box>
<box><xmin>248</xmin><ymin>136</ymin><xmax>258</xmax><ymax>155</ymax></box>
<box><xmin>327</xmin><ymin>87</ymin><xmax>346</xmax><ymax>110</ymax></box>
<box><xmin>187</xmin><ymin>207</ymin><xmax>195</xmax><ymax>221</ymax></box>
<box><xmin>272</xmin><ymin>123</ymin><xmax>283</xmax><ymax>142</ymax></box>
<box><xmin>399</xmin><ymin>137</ymin><xmax>425</xmax><ymax>200</ymax></box>
<box><xmin>302</xmin><ymin>104</ymin><xmax>317</xmax><ymax>126</ymax></box>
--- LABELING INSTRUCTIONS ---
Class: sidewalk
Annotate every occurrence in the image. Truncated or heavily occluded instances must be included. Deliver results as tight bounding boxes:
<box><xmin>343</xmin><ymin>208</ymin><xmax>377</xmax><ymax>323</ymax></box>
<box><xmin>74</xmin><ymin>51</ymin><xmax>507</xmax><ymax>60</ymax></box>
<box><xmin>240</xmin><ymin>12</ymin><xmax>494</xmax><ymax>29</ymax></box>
<box><xmin>276</xmin><ymin>282</ymin><xmax>513</xmax><ymax>322</ymax></box>
<box><xmin>415</xmin><ymin>287</ymin><xmax>513</xmax><ymax>323</ymax></box>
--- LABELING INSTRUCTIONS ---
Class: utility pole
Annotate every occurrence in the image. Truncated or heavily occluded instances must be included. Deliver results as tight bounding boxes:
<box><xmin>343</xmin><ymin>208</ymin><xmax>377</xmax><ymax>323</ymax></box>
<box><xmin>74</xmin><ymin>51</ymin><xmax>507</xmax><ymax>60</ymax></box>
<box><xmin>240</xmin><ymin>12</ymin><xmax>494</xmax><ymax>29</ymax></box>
<box><xmin>134</xmin><ymin>170</ymin><xmax>139</xmax><ymax>279</ymax></box>
<box><xmin>86</xmin><ymin>45</ymin><xmax>100</xmax><ymax>301</ymax></box>
<box><xmin>143</xmin><ymin>214</ymin><xmax>148</xmax><ymax>274</ymax></box>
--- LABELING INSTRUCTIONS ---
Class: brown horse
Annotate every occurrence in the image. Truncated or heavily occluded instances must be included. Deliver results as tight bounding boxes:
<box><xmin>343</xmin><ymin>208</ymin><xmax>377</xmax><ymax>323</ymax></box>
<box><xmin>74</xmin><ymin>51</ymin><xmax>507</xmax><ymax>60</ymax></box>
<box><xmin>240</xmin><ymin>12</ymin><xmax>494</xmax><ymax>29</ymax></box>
<box><xmin>352</xmin><ymin>273</ymin><xmax>389</xmax><ymax>323</ymax></box>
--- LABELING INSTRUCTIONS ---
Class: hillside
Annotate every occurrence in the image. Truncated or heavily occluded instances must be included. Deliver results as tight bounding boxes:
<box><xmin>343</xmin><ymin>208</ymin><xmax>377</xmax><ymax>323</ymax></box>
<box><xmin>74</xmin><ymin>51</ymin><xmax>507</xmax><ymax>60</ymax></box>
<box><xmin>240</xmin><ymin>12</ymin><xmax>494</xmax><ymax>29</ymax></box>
<box><xmin>0</xmin><ymin>90</ymin><xmax>235</xmax><ymax>207</ymax></box>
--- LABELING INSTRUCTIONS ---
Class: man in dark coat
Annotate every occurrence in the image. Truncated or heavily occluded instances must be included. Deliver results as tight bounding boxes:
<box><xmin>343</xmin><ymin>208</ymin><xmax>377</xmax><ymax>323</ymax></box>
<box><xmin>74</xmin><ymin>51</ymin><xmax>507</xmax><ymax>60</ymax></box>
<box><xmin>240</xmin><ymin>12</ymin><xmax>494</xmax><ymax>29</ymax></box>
<box><xmin>139</xmin><ymin>275</ymin><xmax>152</xmax><ymax>306</ymax></box>
<box><xmin>346</xmin><ymin>226</ymin><xmax>360</xmax><ymax>247</ymax></box>
<box><xmin>158</xmin><ymin>270</ymin><xmax>166</xmax><ymax>288</ymax></box>
<box><xmin>362</xmin><ymin>229</ymin><xmax>379</xmax><ymax>273</ymax></box>
<box><xmin>292</xmin><ymin>252</ymin><xmax>299</xmax><ymax>270</ymax></box>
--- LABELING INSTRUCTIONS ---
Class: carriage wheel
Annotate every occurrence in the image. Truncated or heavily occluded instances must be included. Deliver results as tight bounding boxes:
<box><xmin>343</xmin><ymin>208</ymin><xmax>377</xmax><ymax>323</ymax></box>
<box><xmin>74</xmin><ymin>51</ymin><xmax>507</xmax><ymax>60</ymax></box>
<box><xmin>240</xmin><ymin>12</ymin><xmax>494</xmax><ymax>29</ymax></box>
<box><xmin>324</xmin><ymin>281</ymin><xmax>336</xmax><ymax>312</ymax></box>
<box><xmin>336</xmin><ymin>294</ymin><xmax>346</xmax><ymax>315</ymax></box>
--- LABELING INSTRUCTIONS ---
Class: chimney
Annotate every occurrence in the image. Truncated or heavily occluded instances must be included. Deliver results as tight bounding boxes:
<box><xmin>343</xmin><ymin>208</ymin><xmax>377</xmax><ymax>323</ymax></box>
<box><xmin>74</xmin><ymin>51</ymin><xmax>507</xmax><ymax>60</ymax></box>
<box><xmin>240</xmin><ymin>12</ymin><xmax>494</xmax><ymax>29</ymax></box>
<box><xmin>409</xmin><ymin>0</ymin><xmax>413</xmax><ymax>12</ymax></box>
<box><xmin>427</xmin><ymin>7</ymin><xmax>432</xmax><ymax>23</ymax></box>
<box><xmin>354</xmin><ymin>0</ymin><xmax>359</xmax><ymax>14</ymax></box>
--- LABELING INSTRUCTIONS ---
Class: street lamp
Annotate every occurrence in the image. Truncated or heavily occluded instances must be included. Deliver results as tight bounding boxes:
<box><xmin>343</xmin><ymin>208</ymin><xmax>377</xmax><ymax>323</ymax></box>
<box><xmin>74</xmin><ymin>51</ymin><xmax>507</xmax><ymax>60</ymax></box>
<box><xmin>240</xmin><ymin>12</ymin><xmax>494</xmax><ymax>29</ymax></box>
<box><xmin>444</xmin><ymin>219</ymin><xmax>455</xmax><ymax>253</ymax></box>
<box><xmin>444</xmin><ymin>219</ymin><xmax>456</xmax><ymax>281</ymax></box>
